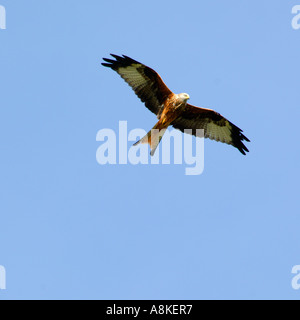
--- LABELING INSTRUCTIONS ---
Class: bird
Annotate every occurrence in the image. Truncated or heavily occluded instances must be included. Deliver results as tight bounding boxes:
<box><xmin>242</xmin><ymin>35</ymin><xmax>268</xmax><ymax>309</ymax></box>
<box><xmin>102</xmin><ymin>54</ymin><xmax>250</xmax><ymax>156</ymax></box>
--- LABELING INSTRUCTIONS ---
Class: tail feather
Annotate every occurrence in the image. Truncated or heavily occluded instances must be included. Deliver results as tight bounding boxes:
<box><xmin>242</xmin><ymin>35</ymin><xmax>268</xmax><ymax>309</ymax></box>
<box><xmin>133</xmin><ymin>122</ymin><xmax>167</xmax><ymax>156</ymax></box>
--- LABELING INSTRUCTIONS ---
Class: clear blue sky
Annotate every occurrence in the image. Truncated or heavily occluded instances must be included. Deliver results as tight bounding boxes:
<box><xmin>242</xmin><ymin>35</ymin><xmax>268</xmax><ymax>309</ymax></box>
<box><xmin>1</xmin><ymin>0</ymin><xmax>300</xmax><ymax>299</ymax></box>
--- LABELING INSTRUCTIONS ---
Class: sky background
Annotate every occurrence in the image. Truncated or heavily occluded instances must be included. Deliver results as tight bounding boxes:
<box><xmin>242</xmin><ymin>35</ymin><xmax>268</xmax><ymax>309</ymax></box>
<box><xmin>0</xmin><ymin>0</ymin><xmax>300</xmax><ymax>300</ymax></box>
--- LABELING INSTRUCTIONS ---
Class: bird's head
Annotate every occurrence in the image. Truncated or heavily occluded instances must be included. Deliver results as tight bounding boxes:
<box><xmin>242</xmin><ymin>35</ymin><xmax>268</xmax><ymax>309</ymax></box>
<box><xmin>178</xmin><ymin>93</ymin><xmax>190</xmax><ymax>102</ymax></box>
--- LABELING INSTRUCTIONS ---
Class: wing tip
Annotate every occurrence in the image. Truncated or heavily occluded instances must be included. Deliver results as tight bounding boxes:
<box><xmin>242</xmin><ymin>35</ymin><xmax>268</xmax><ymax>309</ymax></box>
<box><xmin>101</xmin><ymin>54</ymin><xmax>140</xmax><ymax>70</ymax></box>
<box><xmin>101</xmin><ymin>62</ymin><xmax>113</xmax><ymax>68</ymax></box>
<box><xmin>234</xmin><ymin>132</ymin><xmax>250</xmax><ymax>155</ymax></box>
<box><xmin>238</xmin><ymin>146</ymin><xmax>249</xmax><ymax>155</ymax></box>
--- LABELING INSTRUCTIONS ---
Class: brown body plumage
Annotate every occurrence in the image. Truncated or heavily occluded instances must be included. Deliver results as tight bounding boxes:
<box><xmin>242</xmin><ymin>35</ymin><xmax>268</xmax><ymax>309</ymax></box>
<box><xmin>102</xmin><ymin>54</ymin><xmax>250</xmax><ymax>155</ymax></box>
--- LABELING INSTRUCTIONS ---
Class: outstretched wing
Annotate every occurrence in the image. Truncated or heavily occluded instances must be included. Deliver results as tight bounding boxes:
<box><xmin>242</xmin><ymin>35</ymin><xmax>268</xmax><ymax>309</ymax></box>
<box><xmin>172</xmin><ymin>104</ymin><xmax>250</xmax><ymax>155</ymax></box>
<box><xmin>102</xmin><ymin>54</ymin><xmax>172</xmax><ymax>116</ymax></box>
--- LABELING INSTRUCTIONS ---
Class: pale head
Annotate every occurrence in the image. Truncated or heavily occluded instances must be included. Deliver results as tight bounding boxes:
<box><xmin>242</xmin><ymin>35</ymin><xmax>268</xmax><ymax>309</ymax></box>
<box><xmin>177</xmin><ymin>93</ymin><xmax>190</xmax><ymax>102</ymax></box>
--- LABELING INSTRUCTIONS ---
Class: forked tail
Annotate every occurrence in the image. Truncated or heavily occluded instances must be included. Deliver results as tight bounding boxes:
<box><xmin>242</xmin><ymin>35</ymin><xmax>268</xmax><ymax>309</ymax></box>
<box><xmin>133</xmin><ymin>122</ymin><xmax>167</xmax><ymax>156</ymax></box>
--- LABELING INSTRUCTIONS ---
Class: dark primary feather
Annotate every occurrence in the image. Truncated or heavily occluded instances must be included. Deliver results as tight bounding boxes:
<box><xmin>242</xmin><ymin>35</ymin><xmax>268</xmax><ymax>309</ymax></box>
<box><xmin>172</xmin><ymin>104</ymin><xmax>250</xmax><ymax>155</ymax></box>
<box><xmin>102</xmin><ymin>54</ymin><xmax>172</xmax><ymax>116</ymax></box>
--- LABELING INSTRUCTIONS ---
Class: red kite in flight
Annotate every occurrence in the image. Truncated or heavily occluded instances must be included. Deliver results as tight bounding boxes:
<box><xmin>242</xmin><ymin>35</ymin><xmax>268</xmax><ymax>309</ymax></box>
<box><xmin>102</xmin><ymin>54</ymin><xmax>249</xmax><ymax>155</ymax></box>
